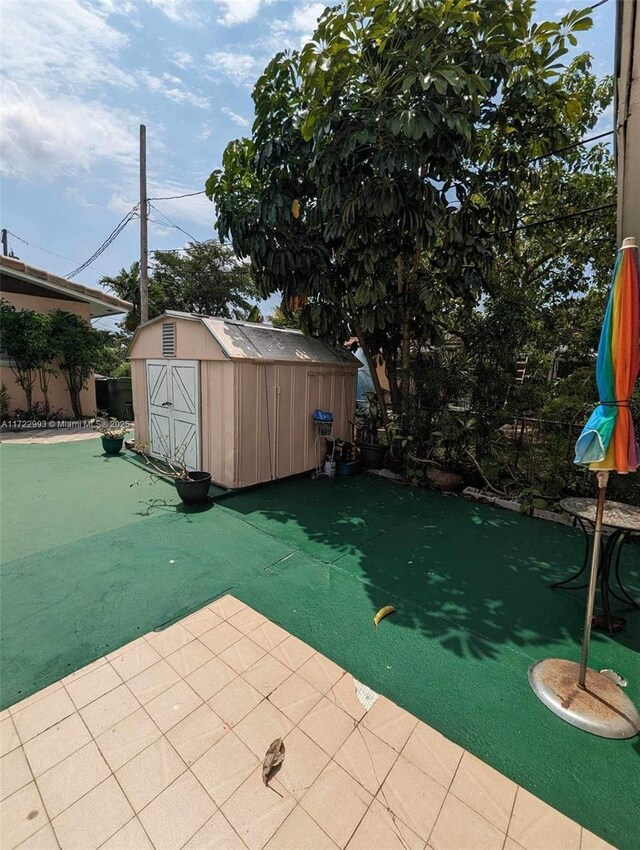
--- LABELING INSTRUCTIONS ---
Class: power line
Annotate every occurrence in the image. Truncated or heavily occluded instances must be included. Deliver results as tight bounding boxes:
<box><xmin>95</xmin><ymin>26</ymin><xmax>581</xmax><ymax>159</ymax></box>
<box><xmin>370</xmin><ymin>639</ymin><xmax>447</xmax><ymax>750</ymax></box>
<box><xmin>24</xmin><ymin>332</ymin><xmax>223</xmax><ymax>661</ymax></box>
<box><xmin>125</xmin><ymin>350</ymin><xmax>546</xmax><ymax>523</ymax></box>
<box><xmin>149</xmin><ymin>247</ymin><xmax>186</xmax><ymax>254</ymax></box>
<box><xmin>66</xmin><ymin>207</ymin><xmax>139</xmax><ymax>279</ymax></box>
<box><xmin>148</xmin><ymin>203</ymin><xmax>201</xmax><ymax>243</ymax></box>
<box><xmin>148</xmin><ymin>190</ymin><xmax>206</xmax><ymax>201</ymax></box>
<box><xmin>529</xmin><ymin>130</ymin><xmax>614</xmax><ymax>164</ymax></box>
<box><xmin>511</xmin><ymin>202</ymin><xmax>616</xmax><ymax>233</ymax></box>
<box><xmin>4</xmin><ymin>230</ymin><xmax>111</xmax><ymax>276</ymax></box>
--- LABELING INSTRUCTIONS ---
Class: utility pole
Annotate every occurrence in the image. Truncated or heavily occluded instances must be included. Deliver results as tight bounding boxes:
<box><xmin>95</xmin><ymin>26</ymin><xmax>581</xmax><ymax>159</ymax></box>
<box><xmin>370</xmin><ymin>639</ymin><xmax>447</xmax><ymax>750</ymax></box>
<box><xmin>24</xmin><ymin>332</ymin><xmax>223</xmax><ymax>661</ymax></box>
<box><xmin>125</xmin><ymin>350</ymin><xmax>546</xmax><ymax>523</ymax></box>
<box><xmin>139</xmin><ymin>124</ymin><xmax>149</xmax><ymax>324</ymax></box>
<box><xmin>1</xmin><ymin>228</ymin><xmax>8</xmax><ymax>256</ymax></box>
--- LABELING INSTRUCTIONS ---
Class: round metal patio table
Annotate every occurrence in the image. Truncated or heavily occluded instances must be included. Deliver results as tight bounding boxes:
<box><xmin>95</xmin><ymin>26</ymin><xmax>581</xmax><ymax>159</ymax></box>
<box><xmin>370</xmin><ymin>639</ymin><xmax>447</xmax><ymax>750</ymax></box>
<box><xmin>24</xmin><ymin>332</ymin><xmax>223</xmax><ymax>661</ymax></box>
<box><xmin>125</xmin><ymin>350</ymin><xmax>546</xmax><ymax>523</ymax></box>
<box><xmin>552</xmin><ymin>497</ymin><xmax>640</xmax><ymax>634</ymax></box>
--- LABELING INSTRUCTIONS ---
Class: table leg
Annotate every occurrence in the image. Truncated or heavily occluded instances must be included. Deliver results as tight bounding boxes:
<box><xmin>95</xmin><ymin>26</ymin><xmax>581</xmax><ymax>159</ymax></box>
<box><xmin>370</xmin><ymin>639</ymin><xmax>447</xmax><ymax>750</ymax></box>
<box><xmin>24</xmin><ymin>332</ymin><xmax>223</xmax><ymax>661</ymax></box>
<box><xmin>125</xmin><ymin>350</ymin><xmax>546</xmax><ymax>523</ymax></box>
<box><xmin>550</xmin><ymin>518</ymin><xmax>591</xmax><ymax>589</ymax></box>
<box><xmin>609</xmin><ymin>531</ymin><xmax>640</xmax><ymax>608</ymax></box>
<box><xmin>600</xmin><ymin>533</ymin><xmax>615</xmax><ymax>634</ymax></box>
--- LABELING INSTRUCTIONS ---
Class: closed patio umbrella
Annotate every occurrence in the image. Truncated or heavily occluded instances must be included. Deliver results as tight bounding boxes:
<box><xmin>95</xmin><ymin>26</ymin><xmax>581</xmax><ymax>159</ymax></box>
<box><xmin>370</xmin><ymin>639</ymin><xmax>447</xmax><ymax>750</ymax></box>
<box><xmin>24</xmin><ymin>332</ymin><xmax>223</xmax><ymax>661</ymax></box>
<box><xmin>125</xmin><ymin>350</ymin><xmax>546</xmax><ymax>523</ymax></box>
<box><xmin>529</xmin><ymin>237</ymin><xmax>640</xmax><ymax>738</ymax></box>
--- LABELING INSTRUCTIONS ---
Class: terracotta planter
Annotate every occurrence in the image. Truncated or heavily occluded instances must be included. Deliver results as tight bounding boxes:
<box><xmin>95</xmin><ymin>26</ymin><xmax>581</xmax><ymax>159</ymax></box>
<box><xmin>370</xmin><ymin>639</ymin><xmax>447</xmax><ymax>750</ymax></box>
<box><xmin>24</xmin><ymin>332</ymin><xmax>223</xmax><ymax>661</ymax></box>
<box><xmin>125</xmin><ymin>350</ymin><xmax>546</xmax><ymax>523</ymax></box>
<box><xmin>425</xmin><ymin>466</ymin><xmax>465</xmax><ymax>492</ymax></box>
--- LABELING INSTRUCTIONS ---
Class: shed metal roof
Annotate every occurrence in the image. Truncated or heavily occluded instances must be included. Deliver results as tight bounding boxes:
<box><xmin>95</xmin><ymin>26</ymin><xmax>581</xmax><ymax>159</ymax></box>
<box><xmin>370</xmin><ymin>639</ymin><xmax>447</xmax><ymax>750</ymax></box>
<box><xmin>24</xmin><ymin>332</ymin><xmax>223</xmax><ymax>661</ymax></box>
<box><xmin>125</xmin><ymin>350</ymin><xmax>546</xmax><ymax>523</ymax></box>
<box><xmin>136</xmin><ymin>312</ymin><xmax>359</xmax><ymax>365</ymax></box>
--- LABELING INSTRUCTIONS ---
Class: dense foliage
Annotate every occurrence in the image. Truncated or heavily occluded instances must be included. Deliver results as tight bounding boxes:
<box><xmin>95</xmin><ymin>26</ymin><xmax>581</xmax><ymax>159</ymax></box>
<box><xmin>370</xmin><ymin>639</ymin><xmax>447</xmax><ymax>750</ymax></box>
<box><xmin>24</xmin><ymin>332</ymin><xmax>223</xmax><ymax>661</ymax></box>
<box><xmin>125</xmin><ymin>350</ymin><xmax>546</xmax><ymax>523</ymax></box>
<box><xmin>48</xmin><ymin>310</ymin><xmax>105</xmax><ymax>419</ymax></box>
<box><xmin>0</xmin><ymin>303</ymin><xmax>105</xmax><ymax>419</ymax></box>
<box><xmin>207</xmin><ymin>0</ymin><xmax>597</xmax><ymax>425</ymax></box>
<box><xmin>206</xmin><ymin>0</ymin><xmax>633</xmax><ymax>503</ymax></box>
<box><xmin>100</xmin><ymin>241</ymin><xmax>259</xmax><ymax>332</ymax></box>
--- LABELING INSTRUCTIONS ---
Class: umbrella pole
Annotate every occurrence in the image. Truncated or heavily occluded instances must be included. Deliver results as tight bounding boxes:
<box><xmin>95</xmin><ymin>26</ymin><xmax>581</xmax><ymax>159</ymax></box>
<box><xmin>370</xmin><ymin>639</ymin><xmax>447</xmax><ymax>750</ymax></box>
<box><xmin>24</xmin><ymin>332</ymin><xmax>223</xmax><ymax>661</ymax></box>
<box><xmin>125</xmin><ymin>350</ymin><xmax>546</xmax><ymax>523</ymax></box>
<box><xmin>528</xmin><ymin>468</ymin><xmax>640</xmax><ymax>737</ymax></box>
<box><xmin>577</xmin><ymin>470</ymin><xmax>608</xmax><ymax>688</ymax></box>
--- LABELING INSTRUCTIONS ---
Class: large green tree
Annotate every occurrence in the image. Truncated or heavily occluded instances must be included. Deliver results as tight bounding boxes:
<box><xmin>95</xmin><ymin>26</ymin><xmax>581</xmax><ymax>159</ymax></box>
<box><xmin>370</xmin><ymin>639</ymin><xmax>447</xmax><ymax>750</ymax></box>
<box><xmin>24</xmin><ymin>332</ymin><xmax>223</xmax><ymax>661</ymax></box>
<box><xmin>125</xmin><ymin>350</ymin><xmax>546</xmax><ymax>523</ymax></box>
<box><xmin>100</xmin><ymin>241</ymin><xmax>259</xmax><ymax>331</ymax></box>
<box><xmin>49</xmin><ymin>310</ymin><xmax>105</xmax><ymax>419</ymax></box>
<box><xmin>208</xmin><ymin>0</ymin><xmax>597</xmax><ymax>423</ymax></box>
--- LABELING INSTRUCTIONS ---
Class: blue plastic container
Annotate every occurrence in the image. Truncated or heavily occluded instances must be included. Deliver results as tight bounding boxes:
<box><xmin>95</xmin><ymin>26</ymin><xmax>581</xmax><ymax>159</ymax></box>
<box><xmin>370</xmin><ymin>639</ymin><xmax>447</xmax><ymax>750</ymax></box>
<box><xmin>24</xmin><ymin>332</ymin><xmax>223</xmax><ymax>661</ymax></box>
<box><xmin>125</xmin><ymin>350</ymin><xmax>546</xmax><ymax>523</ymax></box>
<box><xmin>337</xmin><ymin>460</ymin><xmax>359</xmax><ymax>476</ymax></box>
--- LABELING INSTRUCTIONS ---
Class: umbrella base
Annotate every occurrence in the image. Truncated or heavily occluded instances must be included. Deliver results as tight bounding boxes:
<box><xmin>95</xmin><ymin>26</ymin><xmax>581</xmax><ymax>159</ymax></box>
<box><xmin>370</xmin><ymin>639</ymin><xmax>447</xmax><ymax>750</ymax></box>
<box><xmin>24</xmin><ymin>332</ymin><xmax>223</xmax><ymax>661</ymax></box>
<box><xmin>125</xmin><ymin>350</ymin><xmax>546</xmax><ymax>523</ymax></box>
<box><xmin>528</xmin><ymin>658</ymin><xmax>640</xmax><ymax>739</ymax></box>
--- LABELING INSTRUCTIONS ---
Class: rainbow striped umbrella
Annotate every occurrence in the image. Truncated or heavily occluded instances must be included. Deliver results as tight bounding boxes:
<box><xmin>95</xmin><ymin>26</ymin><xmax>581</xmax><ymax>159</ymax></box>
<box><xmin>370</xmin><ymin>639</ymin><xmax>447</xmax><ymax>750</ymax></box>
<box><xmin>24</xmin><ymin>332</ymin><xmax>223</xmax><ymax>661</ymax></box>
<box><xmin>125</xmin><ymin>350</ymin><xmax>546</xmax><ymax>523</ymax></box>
<box><xmin>528</xmin><ymin>237</ymin><xmax>640</xmax><ymax>739</ymax></box>
<box><xmin>574</xmin><ymin>238</ymin><xmax>640</xmax><ymax>472</ymax></box>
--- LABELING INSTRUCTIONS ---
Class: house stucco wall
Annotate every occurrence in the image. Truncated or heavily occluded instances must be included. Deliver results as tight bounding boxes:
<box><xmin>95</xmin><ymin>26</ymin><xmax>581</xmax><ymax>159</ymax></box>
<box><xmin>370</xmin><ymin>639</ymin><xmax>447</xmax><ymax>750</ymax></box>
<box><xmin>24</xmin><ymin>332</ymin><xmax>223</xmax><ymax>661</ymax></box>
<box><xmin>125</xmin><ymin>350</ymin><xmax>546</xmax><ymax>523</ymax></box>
<box><xmin>616</xmin><ymin>0</ymin><xmax>640</xmax><ymax>245</ymax></box>
<box><xmin>1</xmin><ymin>290</ymin><xmax>96</xmax><ymax>419</ymax></box>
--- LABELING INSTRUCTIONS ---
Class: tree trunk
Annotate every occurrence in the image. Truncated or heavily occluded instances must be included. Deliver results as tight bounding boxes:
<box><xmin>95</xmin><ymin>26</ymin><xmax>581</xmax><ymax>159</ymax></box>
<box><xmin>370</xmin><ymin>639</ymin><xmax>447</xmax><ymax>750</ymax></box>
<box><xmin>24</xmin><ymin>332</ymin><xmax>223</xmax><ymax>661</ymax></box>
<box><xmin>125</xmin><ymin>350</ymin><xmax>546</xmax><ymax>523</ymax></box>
<box><xmin>71</xmin><ymin>385</ymin><xmax>83</xmax><ymax>419</ymax></box>
<box><xmin>38</xmin><ymin>368</ymin><xmax>51</xmax><ymax>418</ymax></box>
<box><xmin>382</xmin><ymin>342</ymin><xmax>402</xmax><ymax>418</ymax></box>
<box><xmin>24</xmin><ymin>382</ymin><xmax>33</xmax><ymax>416</ymax></box>
<box><xmin>400</xmin><ymin>312</ymin><xmax>412</xmax><ymax>423</ymax></box>
<box><xmin>61</xmin><ymin>369</ymin><xmax>83</xmax><ymax>419</ymax></box>
<box><xmin>396</xmin><ymin>255</ymin><xmax>412</xmax><ymax>426</ymax></box>
<box><xmin>12</xmin><ymin>368</ymin><xmax>35</xmax><ymax>415</ymax></box>
<box><xmin>349</xmin><ymin>304</ymin><xmax>389</xmax><ymax>430</ymax></box>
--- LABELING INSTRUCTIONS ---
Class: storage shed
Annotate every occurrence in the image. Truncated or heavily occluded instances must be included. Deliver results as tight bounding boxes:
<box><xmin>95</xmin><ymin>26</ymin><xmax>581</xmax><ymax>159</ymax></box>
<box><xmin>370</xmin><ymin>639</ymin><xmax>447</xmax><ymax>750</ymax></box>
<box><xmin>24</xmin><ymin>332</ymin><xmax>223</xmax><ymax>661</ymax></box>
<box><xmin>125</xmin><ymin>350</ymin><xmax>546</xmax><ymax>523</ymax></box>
<box><xmin>128</xmin><ymin>311</ymin><xmax>360</xmax><ymax>488</ymax></box>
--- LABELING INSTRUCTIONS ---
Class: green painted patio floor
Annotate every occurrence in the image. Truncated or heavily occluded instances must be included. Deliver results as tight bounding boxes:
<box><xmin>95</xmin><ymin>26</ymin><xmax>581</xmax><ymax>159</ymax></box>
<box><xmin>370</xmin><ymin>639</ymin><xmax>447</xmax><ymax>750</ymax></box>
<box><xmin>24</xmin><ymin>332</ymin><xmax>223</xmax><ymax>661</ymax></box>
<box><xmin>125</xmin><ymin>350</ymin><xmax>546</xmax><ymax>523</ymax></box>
<box><xmin>1</xmin><ymin>440</ymin><xmax>638</xmax><ymax>849</ymax></box>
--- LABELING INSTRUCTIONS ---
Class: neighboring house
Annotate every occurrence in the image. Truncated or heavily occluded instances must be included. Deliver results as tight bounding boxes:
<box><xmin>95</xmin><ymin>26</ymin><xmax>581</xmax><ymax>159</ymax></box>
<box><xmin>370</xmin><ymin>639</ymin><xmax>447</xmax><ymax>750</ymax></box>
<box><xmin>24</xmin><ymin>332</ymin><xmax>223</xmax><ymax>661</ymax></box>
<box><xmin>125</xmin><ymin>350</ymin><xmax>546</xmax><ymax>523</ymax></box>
<box><xmin>616</xmin><ymin>0</ymin><xmax>639</xmax><ymax>244</ymax></box>
<box><xmin>0</xmin><ymin>256</ymin><xmax>132</xmax><ymax>418</ymax></box>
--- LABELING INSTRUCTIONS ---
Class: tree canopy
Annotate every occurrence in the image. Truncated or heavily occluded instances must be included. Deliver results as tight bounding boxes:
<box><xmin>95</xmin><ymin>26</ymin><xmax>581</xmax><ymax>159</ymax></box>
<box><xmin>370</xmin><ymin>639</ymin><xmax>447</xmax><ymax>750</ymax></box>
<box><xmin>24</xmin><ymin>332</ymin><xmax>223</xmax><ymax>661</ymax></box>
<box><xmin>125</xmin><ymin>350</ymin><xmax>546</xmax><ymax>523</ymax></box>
<box><xmin>207</xmin><ymin>0</ymin><xmax>600</xmax><ymax>422</ymax></box>
<box><xmin>100</xmin><ymin>240</ymin><xmax>259</xmax><ymax>331</ymax></box>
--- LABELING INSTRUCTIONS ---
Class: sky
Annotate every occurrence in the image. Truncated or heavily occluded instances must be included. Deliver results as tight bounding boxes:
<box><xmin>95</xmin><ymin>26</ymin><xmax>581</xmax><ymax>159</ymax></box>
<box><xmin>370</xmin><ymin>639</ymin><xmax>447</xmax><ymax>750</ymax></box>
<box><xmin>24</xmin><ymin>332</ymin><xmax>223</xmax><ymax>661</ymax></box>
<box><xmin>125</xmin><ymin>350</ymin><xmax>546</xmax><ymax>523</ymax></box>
<box><xmin>0</xmin><ymin>0</ymin><xmax>617</xmax><ymax>331</ymax></box>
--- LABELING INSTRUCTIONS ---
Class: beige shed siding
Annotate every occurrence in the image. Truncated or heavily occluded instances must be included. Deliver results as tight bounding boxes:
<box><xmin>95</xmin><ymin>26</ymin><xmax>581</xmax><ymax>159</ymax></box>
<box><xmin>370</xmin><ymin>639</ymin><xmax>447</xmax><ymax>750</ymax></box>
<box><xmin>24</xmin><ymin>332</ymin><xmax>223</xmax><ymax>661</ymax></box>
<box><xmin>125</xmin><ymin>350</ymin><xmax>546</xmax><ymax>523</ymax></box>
<box><xmin>200</xmin><ymin>360</ymin><xmax>235</xmax><ymax>487</ymax></box>
<box><xmin>131</xmin><ymin>360</ymin><xmax>149</xmax><ymax>446</ymax></box>
<box><xmin>128</xmin><ymin>318</ymin><xmax>226</xmax><ymax>361</ymax></box>
<box><xmin>233</xmin><ymin>362</ymin><xmax>356</xmax><ymax>489</ymax></box>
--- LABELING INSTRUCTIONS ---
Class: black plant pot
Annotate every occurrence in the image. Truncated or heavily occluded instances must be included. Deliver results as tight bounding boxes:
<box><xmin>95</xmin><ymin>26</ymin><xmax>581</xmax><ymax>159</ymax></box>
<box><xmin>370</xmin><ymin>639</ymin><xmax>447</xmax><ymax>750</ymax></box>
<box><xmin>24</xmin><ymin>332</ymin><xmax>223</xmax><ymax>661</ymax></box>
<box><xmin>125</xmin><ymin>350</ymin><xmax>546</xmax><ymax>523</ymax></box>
<box><xmin>358</xmin><ymin>442</ymin><xmax>387</xmax><ymax>469</ymax></box>
<box><xmin>175</xmin><ymin>471</ymin><xmax>212</xmax><ymax>505</ymax></box>
<box><xmin>102</xmin><ymin>436</ymin><xmax>124</xmax><ymax>455</ymax></box>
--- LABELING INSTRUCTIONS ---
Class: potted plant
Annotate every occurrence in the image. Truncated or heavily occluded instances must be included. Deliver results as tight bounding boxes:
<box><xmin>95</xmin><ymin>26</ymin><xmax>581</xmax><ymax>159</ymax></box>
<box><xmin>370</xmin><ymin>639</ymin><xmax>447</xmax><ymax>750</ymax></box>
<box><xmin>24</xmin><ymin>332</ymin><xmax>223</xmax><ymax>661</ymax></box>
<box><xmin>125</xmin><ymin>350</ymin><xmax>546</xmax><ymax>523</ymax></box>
<box><xmin>135</xmin><ymin>444</ymin><xmax>212</xmax><ymax>506</ymax></box>
<box><xmin>95</xmin><ymin>416</ymin><xmax>130</xmax><ymax>455</ymax></box>
<box><xmin>356</xmin><ymin>392</ymin><xmax>387</xmax><ymax>469</ymax></box>
<box><xmin>411</xmin><ymin>411</ymin><xmax>477</xmax><ymax>492</ymax></box>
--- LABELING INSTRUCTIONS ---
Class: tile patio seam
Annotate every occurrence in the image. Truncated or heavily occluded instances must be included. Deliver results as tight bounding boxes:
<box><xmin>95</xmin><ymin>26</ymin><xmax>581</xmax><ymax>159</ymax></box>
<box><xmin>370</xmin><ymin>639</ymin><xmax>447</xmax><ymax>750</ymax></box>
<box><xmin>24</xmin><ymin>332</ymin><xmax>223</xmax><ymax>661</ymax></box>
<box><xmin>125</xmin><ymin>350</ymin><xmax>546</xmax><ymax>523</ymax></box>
<box><xmin>8</xmin><ymin>683</ymin><xmax>64</xmax><ymax>720</ymax></box>
<box><xmin>111</xmin><ymin>740</ymin><xmax>191</xmax><ymax>816</ymax></box>
<box><xmin>136</xmin><ymin>765</ymin><xmax>219</xmax><ymax>850</ymax></box>
<box><xmin>501</xmin><ymin>778</ymin><xmax>520</xmax><ymax>850</ymax></box>
<box><xmin>87</xmin><ymin>703</ymin><xmax>165</xmax><ymax>780</ymax></box>
<box><xmin>93</xmin><ymin>814</ymin><xmax>139</xmax><ymax>850</ymax></box>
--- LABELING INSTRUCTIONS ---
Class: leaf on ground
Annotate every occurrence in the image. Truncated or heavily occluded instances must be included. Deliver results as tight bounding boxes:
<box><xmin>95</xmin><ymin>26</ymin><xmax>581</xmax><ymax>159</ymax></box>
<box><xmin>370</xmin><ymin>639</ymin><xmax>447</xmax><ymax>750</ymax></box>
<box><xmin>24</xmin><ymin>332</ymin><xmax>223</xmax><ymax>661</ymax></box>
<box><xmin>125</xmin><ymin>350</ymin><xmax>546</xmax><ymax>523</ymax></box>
<box><xmin>262</xmin><ymin>737</ymin><xmax>285</xmax><ymax>785</ymax></box>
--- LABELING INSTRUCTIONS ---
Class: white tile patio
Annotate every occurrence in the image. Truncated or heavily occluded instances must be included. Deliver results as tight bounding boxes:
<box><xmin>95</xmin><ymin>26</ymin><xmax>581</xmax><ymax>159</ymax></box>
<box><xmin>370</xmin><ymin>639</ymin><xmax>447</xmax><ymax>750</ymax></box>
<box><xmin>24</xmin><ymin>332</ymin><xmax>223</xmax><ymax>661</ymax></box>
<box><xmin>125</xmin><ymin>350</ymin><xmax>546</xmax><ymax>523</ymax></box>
<box><xmin>0</xmin><ymin>596</ymin><xmax>615</xmax><ymax>850</ymax></box>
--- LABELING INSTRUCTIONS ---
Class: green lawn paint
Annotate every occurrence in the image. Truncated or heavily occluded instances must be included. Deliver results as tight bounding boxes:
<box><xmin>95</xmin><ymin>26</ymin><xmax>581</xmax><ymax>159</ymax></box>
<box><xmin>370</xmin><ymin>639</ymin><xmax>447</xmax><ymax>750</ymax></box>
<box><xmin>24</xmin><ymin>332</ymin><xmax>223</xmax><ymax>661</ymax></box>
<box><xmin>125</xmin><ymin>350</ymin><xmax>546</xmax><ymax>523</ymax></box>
<box><xmin>1</xmin><ymin>441</ymin><xmax>638</xmax><ymax>849</ymax></box>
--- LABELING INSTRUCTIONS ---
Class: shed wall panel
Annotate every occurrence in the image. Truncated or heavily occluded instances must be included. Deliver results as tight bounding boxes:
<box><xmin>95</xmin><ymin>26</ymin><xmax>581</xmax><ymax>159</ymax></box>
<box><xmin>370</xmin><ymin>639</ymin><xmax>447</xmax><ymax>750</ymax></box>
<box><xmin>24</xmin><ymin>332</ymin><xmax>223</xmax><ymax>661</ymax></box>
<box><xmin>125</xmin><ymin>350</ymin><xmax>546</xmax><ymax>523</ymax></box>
<box><xmin>131</xmin><ymin>360</ymin><xmax>149</xmax><ymax>446</ymax></box>
<box><xmin>232</xmin><ymin>362</ymin><xmax>357</xmax><ymax>487</ymax></box>
<box><xmin>276</xmin><ymin>365</ymin><xmax>294</xmax><ymax>479</ymax></box>
<box><xmin>201</xmin><ymin>361</ymin><xmax>235</xmax><ymax>488</ymax></box>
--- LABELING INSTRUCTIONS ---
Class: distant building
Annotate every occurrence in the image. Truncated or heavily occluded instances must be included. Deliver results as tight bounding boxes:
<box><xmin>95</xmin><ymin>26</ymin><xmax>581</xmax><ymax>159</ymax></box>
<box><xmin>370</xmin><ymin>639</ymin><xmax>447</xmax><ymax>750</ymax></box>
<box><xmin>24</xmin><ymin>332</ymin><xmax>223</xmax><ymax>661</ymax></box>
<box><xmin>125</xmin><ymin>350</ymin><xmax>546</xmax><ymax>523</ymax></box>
<box><xmin>0</xmin><ymin>256</ymin><xmax>132</xmax><ymax>418</ymax></box>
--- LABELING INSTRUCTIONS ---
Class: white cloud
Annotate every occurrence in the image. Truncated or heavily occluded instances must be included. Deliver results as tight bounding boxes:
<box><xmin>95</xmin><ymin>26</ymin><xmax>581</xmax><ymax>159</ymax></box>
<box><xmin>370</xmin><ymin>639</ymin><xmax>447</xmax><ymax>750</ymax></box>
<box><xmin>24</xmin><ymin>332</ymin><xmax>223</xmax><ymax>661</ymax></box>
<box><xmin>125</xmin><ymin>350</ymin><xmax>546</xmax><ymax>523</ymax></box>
<box><xmin>222</xmin><ymin>108</ymin><xmax>251</xmax><ymax>128</ymax></box>
<box><xmin>144</xmin><ymin>0</ymin><xmax>201</xmax><ymax>24</ymax></box>
<box><xmin>1</xmin><ymin>83</ymin><xmax>137</xmax><ymax>180</ymax></box>
<box><xmin>1</xmin><ymin>0</ymin><xmax>134</xmax><ymax>93</ymax></box>
<box><xmin>109</xmin><ymin>181</ymin><xmax>214</xmax><ymax>232</ymax></box>
<box><xmin>288</xmin><ymin>2</ymin><xmax>325</xmax><ymax>35</ymax></box>
<box><xmin>142</xmin><ymin>72</ymin><xmax>210</xmax><ymax>109</ymax></box>
<box><xmin>168</xmin><ymin>50</ymin><xmax>194</xmax><ymax>69</ymax></box>
<box><xmin>205</xmin><ymin>51</ymin><xmax>262</xmax><ymax>86</ymax></box>
<box><xmin>0</xmin><ymin>0</ymin><xmax>138</xmax><ymax>179</ymax></box>
<box><xmin>215</xmin><ymin>0</ymin><xmax>263</xmax><ymax>27</ymax></box>
<box><xmin>268</xmin><ymin>2</ymin><xmax>325</xmax><ymax>49</ymax></box>
<box><xmin>595</xmin><ymin>101</ymin><xmax>614</xmax><ymax>133</ymax></box>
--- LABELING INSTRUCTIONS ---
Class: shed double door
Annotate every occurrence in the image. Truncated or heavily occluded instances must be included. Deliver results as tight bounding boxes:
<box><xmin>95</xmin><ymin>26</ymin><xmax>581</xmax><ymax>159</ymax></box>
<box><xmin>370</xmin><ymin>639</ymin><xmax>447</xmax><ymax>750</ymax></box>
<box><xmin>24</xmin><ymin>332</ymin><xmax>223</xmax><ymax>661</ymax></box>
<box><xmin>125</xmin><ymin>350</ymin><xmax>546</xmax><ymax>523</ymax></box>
<box><xmin>147</xmin><ymin>359</ymin><xmax>200</xmax><ymax>470</ymax></box>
